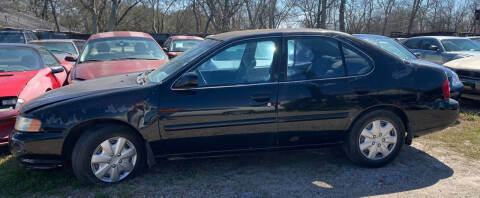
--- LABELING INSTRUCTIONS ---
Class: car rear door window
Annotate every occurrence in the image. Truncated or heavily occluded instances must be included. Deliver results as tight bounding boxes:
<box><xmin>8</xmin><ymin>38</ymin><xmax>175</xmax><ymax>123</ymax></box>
<box><xmin>403</xmin><ymin>39</ymin><xmax>421</xmax><ymax>49</ymax></box>
<box><xmin>287</xmin><ymin>37</ymin><xmax>345</xmax><ymax>80</ymax></box>
<box><xmin>342</xmin><ymin>45</ymin><xmax>372</xmax><ymax>75</ymax></box>
<box><xmin>194</xmin><ymin>39</ymin><xmax>278</xmax><ymax>87</ymax></box>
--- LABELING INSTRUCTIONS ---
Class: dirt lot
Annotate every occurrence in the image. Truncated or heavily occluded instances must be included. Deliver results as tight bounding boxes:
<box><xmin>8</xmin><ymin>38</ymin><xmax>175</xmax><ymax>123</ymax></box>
<box><xmin>1</xmin><ymin>100</ymin><xmax>479</xmax><ymax>198</ymax></box>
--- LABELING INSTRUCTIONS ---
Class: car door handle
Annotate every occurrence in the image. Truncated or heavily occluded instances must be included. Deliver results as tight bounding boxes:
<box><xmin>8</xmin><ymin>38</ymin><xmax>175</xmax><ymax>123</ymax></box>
<box><xmin>251</xmin><ymin>95</ymin><xmax>271</xmax><ymax>102</ymax></box>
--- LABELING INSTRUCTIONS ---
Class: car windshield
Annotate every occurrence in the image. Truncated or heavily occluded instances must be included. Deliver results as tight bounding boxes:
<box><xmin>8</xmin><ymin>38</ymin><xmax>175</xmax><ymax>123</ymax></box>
<box><xmin>0</xmin><ymin>47</ymin><xmax>42</xmax><ymax>72</ymax></box>
<box><xmin>358</xmin><ymin>36</ymin><xmax>416</xmax><ymax>60</ymax></box>
<box><xmin>170</xmin><ymin>39</ymin><xmax>203</xmax><ymax>52</ymax></box>
<box><xmin>32</xmin><ymin>42</ymin><xmax>78</xmax><ymax>56</ymax></box>
<box><xmin>74</xmin><ymin>41</ymin><xmax>85</xmax><ymax>51</ymax></box>
<box><xmin>78</xmin><ymin>37</ymin><xmax>167</xmax><ymax>63</ymax></box>
<box><xmin>148</xmin><ymin>39</ymin><xmax>218</xmax><ymax>83</ymax></box>
<box><xmin>441</xmin><ymin>39</ymin><xmax>480</xmax><ymax>51</ymax></box>
<box><xmin>0</xmin><ymin>32</ymin><xmax>25</xmax><ymax>43</ymax></box>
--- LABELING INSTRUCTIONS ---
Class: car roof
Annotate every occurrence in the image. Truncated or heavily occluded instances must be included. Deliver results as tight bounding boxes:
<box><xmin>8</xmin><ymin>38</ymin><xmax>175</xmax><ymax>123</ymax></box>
<box><xmin>0</xmin><ymin>30</ymin><xmax>27</xmax><ymax>33</ymax></box>
<box><xmin>0</xmin><ymin>43</ymin><xmax>44</xmax><ymax>50</ymax></box>
<box><xmin>29</xmin><ymin>39</ymin><xmax>84</xmax><ymax>43</ymax></box>
<box><xmin>405</xmin><ymin>36</ymin><xmax>468</xmax><ymax>40</ymax></box>
<box><xmin>169</xmin><ymin>35</ymin><xmax>204</xmax><ymax>40</ymax></box>
<box><xmin>88</xmin><ymin>31</ymin><xmax>154</xmax><ymax>40</ymax></box>
<box><xmin>353</xmin><ymin>34</ymin><xmax>391</xmax><ymax>40</ymax></box>
<box><xmin>207</xmin><ymin>28</ymin><xmax>350</xmax><ymax>42</ymax></box>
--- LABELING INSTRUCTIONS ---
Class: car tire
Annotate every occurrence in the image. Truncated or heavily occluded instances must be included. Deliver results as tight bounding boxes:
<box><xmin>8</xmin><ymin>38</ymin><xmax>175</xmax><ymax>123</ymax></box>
<box><xmin>71</xmin><ymin>124</ymin><xmax>146</xmax><ymax>185</ymax></box>
<box><xmin>343</xmin><ymin>110</ymin><xmax>405</xmax><ymax>167</ymax></box>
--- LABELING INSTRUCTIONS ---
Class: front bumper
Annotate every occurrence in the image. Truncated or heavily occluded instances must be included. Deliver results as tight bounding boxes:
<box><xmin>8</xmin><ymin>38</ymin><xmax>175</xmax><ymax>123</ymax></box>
<box><xmin>407</xmin><ymin>99</ymin><xmax>459</xmax><ymax>137</ymax></box>
<box><xmin>460</xmin><ymin>78</ymin><xmax>480</xmax><ymax>100</ymax></box>
<box><xmin>0</xmin><ymin>109</ymin><xmax>18</xmax><ymax>146</ymax></box>
<box><xmin>9</xmin><ymin>130</ymin><xmax>66</xmax><ymax>169</ymax></box>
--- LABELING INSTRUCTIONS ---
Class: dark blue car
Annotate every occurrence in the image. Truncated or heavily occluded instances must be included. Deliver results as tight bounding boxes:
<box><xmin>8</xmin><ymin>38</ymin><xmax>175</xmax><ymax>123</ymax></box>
<box><xmin>354</xmin><ymin>34</ymin><xmax>463</xmax><ymax>99</ymax></box>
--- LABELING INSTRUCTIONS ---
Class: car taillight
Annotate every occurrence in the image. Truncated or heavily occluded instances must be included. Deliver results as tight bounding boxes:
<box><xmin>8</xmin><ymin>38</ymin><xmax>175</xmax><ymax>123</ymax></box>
<box><xmin>442</xmin><ymin>79</ymin><xmax>450</xmax><ymax>99</ymax></box>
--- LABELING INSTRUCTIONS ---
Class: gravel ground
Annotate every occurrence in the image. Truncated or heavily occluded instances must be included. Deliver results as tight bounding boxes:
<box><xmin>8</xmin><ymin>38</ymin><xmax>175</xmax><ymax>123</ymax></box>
<box><xmin>47</xmin><ymin>137</ymin><xmax>479</xmax><ymax>198</ymax></box>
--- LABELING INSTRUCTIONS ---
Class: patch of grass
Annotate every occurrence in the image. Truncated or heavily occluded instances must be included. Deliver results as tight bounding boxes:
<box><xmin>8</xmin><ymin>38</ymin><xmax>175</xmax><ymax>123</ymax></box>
<box><xmin>0</xmin><ymin>153</ymin><xmax>83</xmax><ymax>198</ymax></box>
<box><xmin>94</xmin><ymin>192</ymin><xmax>111</xmax><ymax>198</ymax></box>
<box><xmin>422</xmin><ymin>99</ymin><xmax>480</xmax><ymax>159</ymax></box>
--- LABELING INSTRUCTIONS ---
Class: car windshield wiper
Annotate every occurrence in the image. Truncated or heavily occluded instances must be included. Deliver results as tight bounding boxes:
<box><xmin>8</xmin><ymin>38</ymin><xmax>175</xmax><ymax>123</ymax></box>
<box><xmin>79</xmin><ymin>59</ymin><xmax>102</xmax><ymax>63</ymax></box>
<box><xmin>49</xmin><ymin>49</ymin><xmax>73</xmax><ymax>55</ymax></box>
<box><xmin>112</xmin><ymin>57</ymin><xmax>160</xmax><ymax>61</ymax></box>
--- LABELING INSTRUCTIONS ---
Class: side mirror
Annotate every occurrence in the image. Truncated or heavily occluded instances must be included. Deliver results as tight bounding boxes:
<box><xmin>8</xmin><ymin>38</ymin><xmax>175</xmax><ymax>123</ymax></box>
<box><xmin>168</xmin><ymin>52</ymin><xmax>177</xmax><ymax>59</ymax></box>
<box><xmin>429</xmin><ymin>45</ymin><xmax>440</xmax><ymax>52</ymax></box>
<box><xmin>50</xmin><ymin>65</ymin><xmax>65</xmax><ymax>73</ymax></box>
<box><xmin>413</xmin><ymin>52</ymin><xmax>422</xmax><ymax>58</ymax></box>
<box><xmin>162</xmin><ymin>47</ymin><xmax>168</xmax><ymax>52</ymax></box>
<box><xmin>174</xmin><ymin>72</ymin><xmax>198</xmax><ymax>89</ymax></box>
<box><xmin>65</xmin><ymin>56</ymin><xmax>77</xmax><ymax>62</ymax></box>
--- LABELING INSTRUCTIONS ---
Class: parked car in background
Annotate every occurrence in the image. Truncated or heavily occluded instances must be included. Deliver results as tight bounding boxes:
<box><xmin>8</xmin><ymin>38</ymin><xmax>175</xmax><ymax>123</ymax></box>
<box><xmin>0</xmin><ymin>44</ymin><xmax>69</xmax><ymax>145</ymax></box>
<box><xmin>68</xmin><ymin>31</ymin><xmax>168</xmax><ymax>83</ymax></box>
<box><xmin>0</xmin><ymin>28</ymin><xmax>38</xmax><ymax>43</ymax></box>
<box><xmin>32</xmin><ymin>29</ymin><xmax>68</xmax><ymax>40</ymax></box>
<box><xmin>444</xmin><ymin>56</ymin><xmax>480</xmax><ymax>100</ymax></box>
<box><xmin>401</xmin><ymin>36</ymin><xmax>480</xmax><ymax>64</ymax></box>
<box><xmin>29</xmin><ymin>39</ymin><xmax>86</xmax><ymax>59</ymax></box>
<box><xmin>162</xmin><ymin>36</ymin><xmax>204</xmax><ymax>58</ymax></box>
<box><xmin>354</xmin><ymin>34</ymin><xmax>463</xmax><ymax>99</ymax></box>
<box><xmin>467</xmin><ymin>36</ymin><xmax>480</xmax><ymax>44</ymax></box>
<box><xmin>10</xmin><ymin>29</ymin><xmax>459</xmax><ymax>184</ymax></box>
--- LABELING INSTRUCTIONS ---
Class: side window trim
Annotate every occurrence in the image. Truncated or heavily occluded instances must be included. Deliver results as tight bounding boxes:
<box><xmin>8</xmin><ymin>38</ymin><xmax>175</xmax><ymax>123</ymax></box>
<box><xmin>341</xmin><ymin>42</ymin><xmax>375</xmax><ymax>76</ymax></box>
<box><xmin>171</xmin><ymin>36</ymin><xmax>281</xmax><ymax>90</ymax></box>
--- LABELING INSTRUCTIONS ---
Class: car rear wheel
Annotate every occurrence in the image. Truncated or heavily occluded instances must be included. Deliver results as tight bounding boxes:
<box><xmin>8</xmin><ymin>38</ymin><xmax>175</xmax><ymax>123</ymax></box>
<box><xmin>71</xmin><ymin>124</ymin><xmax>146</xmax><ymax>184</ymax></box>
<box><xmin>343</xmin><ymin>110</ymin><xmax>405</xmax><ymax>167</ymax></box>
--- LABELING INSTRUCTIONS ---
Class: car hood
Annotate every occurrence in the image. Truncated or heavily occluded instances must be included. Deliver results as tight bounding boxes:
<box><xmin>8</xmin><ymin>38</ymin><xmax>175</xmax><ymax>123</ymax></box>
<box><xmin>443</xmin><ymin>56</ymin><xmax>480</xmax><ymax>70</ymax></box>
<box><xmin>0</xmin><ymin>70</ymin><xmax>39</xmax><ymax>97</ymax></box>
<box><xmin>21</xmin><ymin>72</ymin><xmax>143</xmax><ymax>113</ymax></box>
<box><xmin>74</xmin><ymin>59</ymin><xmax>167</xmax><ymax>80</ymax></box>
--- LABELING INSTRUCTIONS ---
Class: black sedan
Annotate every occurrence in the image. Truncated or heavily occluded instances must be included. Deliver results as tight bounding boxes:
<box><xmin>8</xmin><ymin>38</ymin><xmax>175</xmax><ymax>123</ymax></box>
<box><xmin>9</xmin><ymin>29</ymin><xmax>459</xmax><ymax>184</ymax></box>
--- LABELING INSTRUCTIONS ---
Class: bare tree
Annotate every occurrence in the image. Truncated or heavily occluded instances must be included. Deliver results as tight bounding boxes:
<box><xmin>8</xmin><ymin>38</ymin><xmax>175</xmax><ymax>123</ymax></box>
<box><xmin>339</xmin><ymin>0</ymin><xmax>346</xmax><ymax>32</ymax></box>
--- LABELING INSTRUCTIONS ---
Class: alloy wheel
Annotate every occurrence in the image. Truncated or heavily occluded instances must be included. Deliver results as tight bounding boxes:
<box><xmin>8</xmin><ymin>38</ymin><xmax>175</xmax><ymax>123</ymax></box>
<box><xmin>90</xmin><ymin>137</ymin><xmax>137</xmax><ymax>182</ymax></box>
<box><xmin>358</xmin><ymin>120</ymin><xmax>397</xmax><ymax>160</ymax></box>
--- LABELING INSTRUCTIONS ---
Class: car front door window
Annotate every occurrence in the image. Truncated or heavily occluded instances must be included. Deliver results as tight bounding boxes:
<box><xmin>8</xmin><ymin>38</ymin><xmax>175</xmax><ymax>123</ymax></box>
<box><xmin>193</xmin><ymin>40</ymin><xmax>277</xmax><ymax>87</ymax></box>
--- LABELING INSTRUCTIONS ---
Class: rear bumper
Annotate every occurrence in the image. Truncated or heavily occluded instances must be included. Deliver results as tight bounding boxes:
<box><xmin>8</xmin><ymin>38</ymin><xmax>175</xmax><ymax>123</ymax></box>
<box><xmin>0</xmin><ymin>110</ymin><xmax>17</xmax><ymax>146</ymax></box>
<box><xmin>407</xmin><ymin>99</ymin><xmax>459</xmax><ymax>137</ymax></box>
<box><xmin>9</xmin><ymin>130</ymin><xmax>65</xmax><ymax>169</ymax></box>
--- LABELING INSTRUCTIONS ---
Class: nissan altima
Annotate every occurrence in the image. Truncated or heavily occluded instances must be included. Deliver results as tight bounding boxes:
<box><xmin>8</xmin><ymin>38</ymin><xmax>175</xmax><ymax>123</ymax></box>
<box><xmin>9</xmin><ymin>29</ymin><xmax>459</xmax><ymax>184</ymax></box>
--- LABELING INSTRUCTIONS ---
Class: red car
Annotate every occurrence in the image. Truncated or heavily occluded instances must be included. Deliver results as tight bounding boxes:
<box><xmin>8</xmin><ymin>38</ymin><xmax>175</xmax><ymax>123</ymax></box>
<box><xmin>69</xmin><ymin>31</ymin><xmax>168</xmax><ymax>83</ymax></box>
<box><xmin>0</xmin><ymin>44</ymin><xmax>69</xmax><ymax>145</ymax></box>
<box><xmin>162</xmin><ymin>35</ymin><xmax>204</xmax><ymax>58</ymax></box>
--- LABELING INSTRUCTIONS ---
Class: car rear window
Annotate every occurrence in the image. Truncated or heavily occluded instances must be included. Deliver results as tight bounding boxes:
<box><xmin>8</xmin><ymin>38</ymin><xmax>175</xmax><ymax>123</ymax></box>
<box><xmin>79</xmin><ymin>37</ymin><xmax>167</xmax><ymax>63</ymax></box>
<box><xmin>0</xmin><ymin>32</ymin><xmax>25</xmax><ymax>43</ymax></box>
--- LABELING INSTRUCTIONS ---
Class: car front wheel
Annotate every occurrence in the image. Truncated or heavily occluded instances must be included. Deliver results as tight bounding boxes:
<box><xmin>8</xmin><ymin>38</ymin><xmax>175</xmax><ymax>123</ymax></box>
<box><xmin>344</xmin><ymin>110</ymin><xmax>405</xmax><ymax>167</ymax></box>
<box><xmin>71</xmin><ymin>124</ymin><xmax>146</xmax><ymax>184</ymax></box>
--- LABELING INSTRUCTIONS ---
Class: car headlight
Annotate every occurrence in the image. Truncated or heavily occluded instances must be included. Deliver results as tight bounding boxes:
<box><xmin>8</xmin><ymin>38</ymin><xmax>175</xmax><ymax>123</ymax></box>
<box><xmin>15</xmin><ymin>98</ymin><xmax>24</xmax><ymax>109</ymax></box>
<box><xmin>14</xmin><ymin>116</ymin><xmax>42</xmax><ymax>132</ymax></box>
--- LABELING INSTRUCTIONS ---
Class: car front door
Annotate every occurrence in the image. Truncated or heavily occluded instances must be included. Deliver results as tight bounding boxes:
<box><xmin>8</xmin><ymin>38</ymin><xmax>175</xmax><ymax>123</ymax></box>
<box><xmin>159</xmin><ymin>37</ymin><xmax>281</xmax><ymax>155</ymax></box>
<box><xmin>277</xmin><ymin>36</ymin><xmax>374</xmax><ymax>147</ymax></box>
<box><xmin>417</xmin><ymin>39</ymin><xmax>445</xmax><ymax>64</ymax></box>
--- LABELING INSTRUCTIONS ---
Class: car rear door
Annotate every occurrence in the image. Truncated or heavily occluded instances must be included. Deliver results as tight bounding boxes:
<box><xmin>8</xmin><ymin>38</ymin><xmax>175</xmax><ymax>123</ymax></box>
<box><xmin>160</xmin><ymin>37</ymin><xmax>281</xmax><ymax>155</ymax></box>
<box><xmin>277</xmin><ymin>36</ymin><xmax>374</xmax><ymax>147</ymax></box>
